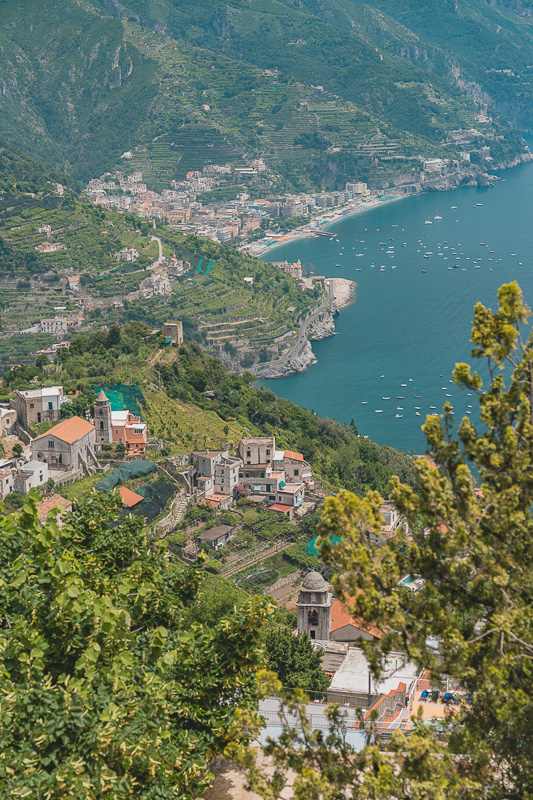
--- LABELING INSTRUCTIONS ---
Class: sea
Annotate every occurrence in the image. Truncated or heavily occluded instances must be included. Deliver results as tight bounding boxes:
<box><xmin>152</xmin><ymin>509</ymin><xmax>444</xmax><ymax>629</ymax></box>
<box><xmin>261</xmin><ymin>156</ymin><xmax>533</xmax><ymax>453</ymax></box>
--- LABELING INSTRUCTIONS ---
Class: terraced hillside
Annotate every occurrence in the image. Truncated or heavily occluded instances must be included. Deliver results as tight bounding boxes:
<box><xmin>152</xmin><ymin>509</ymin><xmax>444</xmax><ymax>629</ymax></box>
<box><xmin>0</xmin><ymin>183</ymin><xmax>317</xmax><ymax>363</ymax></box>
<box><xmin>0</xmin><ymin>0</ymin><xmax>529</xmax><ymax>193</ymax></box>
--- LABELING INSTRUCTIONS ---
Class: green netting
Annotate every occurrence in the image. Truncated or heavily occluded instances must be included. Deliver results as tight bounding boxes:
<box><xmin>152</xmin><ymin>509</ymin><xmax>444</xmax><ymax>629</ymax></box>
<box><xmin>130</xmin><ymin>480</ymin><xmax>176</xmax><ymax>523</ymax></box>
<box><xmin>96</xmin><ymin>461</ymin><xmax>157</xmax><ymax>492</ymax></box>
<box><xmin>306</xmin><ymin>535</ymin><xmax>341</xmax><ymax>555</ymax></box>
<box><xmin>92</xmin><ymin>384</ymin><xmax>145</xmax><ymax>417</ymax></box>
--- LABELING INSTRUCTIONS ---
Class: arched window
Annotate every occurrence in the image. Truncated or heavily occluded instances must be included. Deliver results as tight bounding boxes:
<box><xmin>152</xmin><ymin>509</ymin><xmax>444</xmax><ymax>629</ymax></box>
<box><xmin>100</xmin><ymin>421</ymin><xmax>104</xmax><ymax>430</ymax></box>
<box><xmin>308</xmin><ymin>609</ymin><xmax>318</xmax><ymax>626</ymax></box>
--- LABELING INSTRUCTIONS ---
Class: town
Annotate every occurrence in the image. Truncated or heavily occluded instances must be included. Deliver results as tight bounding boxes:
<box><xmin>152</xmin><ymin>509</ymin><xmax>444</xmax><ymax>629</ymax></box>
<box><xmin>0</xmin><ymin>368</ymin><xmax>461</xmax><ymax>744</ymax></box>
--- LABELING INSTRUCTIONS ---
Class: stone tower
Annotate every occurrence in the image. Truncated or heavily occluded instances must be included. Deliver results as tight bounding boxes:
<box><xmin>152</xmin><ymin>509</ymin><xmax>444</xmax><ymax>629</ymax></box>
<box><xmin>94</xmin><ymin>389</ymin><xmax>112</xmax><ymax>446</ymax></box>
<box><xmin>296</xmin><ymin>571</ymin><xmax>332</xmax><ymax>641</ymax></box>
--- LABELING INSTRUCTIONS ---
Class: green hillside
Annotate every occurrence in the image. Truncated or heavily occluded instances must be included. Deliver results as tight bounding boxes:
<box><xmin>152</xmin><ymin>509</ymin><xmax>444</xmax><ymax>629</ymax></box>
<box><xmin>0</xmin><ymin>0</ymin><xmax>529</xmax><ymax>192</ymax></box>
<box><xmin>0</xmin><ymin>185</ymin><xmax>316</xmax><ymax>361</ymax></box>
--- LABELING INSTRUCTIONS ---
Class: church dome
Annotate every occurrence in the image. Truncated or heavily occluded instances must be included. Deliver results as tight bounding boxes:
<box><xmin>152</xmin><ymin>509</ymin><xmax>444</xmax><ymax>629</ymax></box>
<box><xmin>301</xmin><ymin>570</ymin><xmax>328</xmax><ymax>591</ymax></box>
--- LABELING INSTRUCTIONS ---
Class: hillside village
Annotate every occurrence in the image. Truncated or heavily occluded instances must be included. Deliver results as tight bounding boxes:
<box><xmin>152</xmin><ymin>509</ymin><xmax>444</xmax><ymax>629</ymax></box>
<box><xmin>0</xmin><ymin>364</ymin><xmax>462</xmax><ymax>741</ymax></box>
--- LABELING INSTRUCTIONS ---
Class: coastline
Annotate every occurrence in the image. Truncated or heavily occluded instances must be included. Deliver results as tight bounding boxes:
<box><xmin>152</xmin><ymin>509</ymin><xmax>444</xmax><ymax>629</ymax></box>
<box><xmin>247</xmin><ymin>193</ymin><xmax>406</xmax><ymax>258</ymax></box>
<box><xmin>254</xmin><ymin>277</ymin><xmax>355</xmax><ymax>379</ymax></box>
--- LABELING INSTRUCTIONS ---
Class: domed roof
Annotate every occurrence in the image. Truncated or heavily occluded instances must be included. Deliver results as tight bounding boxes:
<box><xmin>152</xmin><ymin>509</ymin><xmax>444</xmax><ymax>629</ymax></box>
<box><xmin>301</xmin><ymin>570</ymin><xmax>328</xmax><ymax>591</ymax></box>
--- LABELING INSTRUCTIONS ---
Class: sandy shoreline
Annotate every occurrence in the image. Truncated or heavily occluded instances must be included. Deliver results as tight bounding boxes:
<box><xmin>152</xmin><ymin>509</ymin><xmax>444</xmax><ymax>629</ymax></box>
<box><xmin>246</xmin><ymin>193</ymin><xmax>406</xmax><ymax>258</ymax></box>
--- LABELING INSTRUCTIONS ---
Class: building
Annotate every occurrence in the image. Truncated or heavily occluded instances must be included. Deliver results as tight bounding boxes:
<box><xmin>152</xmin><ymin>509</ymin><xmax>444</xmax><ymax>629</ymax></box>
<box><xmin>296</xmin><ymin>571</ymin><xmax>332</xmax><ymax>641</ymax></box>
<box><xmin>274</xmin><ymin>449</ymin><xmax>313</xmax><ymax>484</ymax></box>
<box><xmin>31</xmin><ymin>417</ymin><xmax>96</xmax><ymax>472</ymax></box>
<box><xmin>0</xmin><ymin>406</ymin><xmax>16</xmax><ymax>436</ymax></box>
<box><xmin>93</xmin><ymin>391</ymin><xmax>147</xmax><ymax>453</ymax></box>
<box><xmin>378</xmin><ymin>501</ymin><xmax>404</xmax><ymax>537</ymax></box>
<box><xmin>94</xmin><ymin>390</ymin><xmax>113</xmax><ymax>445</ymax></box>
<box><xmin>297</xmin><ymin>575</ymin><xmax>383</xmax><ymax>643</ymax></box>
<box><xmin>271</xmin><ymin>259</ymin><xmax>303</xmax><ymax>281</ymax></box>
<box><xmin>238</xmin><ymin>437</ymin><xmax>275</xmax><ymax>465</ymax></box>
<box><xmin>329</xmin><ymin>598</ymin><xmax>383</xmax><ymax>643</ymax></box>
<box><xmin>36</xmin><ymin>494</ymin><xmax>72</xmax><ymax>525</ymax></box>
<box><xmin>11</xmin><ymin>386</ymin><xmax>68</xmax><ymax>429</ymax></box>
<box><xmin>162</xmin><ymin>321</ymin><xmax>184</xmax><ymax>346</ymax></box>
<box><xmin>423</xmin><ymin>158</ymin><xmax>446</xmax><ymax>173</ymax></box>
<box><xmin>110</xmin><ymin>410</ymin><xmax>148</xmax><ymax>454</ymax></box>
<box><xmin>14</xmin><ymin>460</ymin><xmax>49</xmax><ymax>494</ymax></box>
<box><xmin>195</xmin><ymin>524</ymin><xmax>235</xmax><ymax>550</ymax></box>
<box><xmin>192</xmin><ymin>449</ymin><xmax>242</xmax><ymax>500</ymax></box>
<box><xmin>238</xmin><ymin>437</ymin><xmax>312</xmax><ymax>504</ymax></box>
<box><xmin>115</xmin><ymin>247</ymin><xmax>139</xmax><ymax>261</ymax></box>
<box><xmin>0</xmin><ymin>470</ymin><xmax>14</xmax><ymax>498</ymax></box>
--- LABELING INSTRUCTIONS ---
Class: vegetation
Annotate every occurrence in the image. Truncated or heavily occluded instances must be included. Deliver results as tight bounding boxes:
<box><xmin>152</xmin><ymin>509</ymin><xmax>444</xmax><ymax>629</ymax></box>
<box><xmin>0</xmin><ymin>0</ymin><xmax>529</xmax><ymax>193</ymax></box>
<box><xmin>265</xmin><ymin>628</ymin><xmax>330</xmax><ymax>693</ymax></box>
<box><xmin>241</xmin><ymin>282</ymin><xmax>533</xmax><ymax>798</ymax></box>
<box><xmin>0</xmin><ymin>489</ymin><xmax>271</xmax><ymax>799</ymax></box>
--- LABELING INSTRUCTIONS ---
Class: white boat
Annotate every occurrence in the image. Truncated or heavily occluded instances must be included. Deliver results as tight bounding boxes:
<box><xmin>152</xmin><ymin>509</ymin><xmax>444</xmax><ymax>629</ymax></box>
<box><xmin>434</xmin><ymin>215</ymin><xmax>442</xmax><ymax>220</ymax></box>
<box><xmin>382</xmin><ymin>397</ymin><xmax>390</xmax><ymax>400</ymax></box>
<box><xmin>396</xmin><ymin>414</ymin><xmax>403</xmax><ymax>418</ymax></box>
<box><xmin>425</xmin><ymin>220</ymin><xmax>432</xmax><ymax>224</ymax></box>
<box><xmin>401</xmin><ymin>384</ymin><xmax>407</xmax><ymax>387</ymax></box>
<box><xmin>375</xmin><ymin>410</ymin><xmax>384</xmax><ymax>413</ymax></box>
<box><xmin>446</xmin><ymin>393</ymin><xmax>453</xmax><ymax>397</ymax></box>
<box><xmin>415</xmin><ymin>412</ymin><xmax>421</xmax><ymax>416</ymax></box>
<box><xmin>451</xmin><ymin>206</ymin><xmax>457</xmax><ymax>209</ymax></box>
<box><xmin>397</xmin><ymin>407</ymin><xmax>404</xmax><ymax>410</ymax></box>
<box><xmin>361</xmin><ymin>401</ymin><xmax>368</xmax><ymax>404</ymax></box>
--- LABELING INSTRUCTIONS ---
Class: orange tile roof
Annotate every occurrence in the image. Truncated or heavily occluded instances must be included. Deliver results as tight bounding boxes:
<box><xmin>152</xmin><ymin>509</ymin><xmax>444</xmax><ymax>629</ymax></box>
<box><xmin>125</xmin><ymin>431</ymin><xmax>146</xmax><ymax>444</ymax></box>
<box><xmin>284</xmin><ymin>450</ymin><xmax>304</xmax><ymax>461</ymax></box>
<box><xmin>268</xmin><ymin>503</ymin><xmax>293</xmax><ymax>512</ymax></box>
<box><xmin>199</xmin><ymin>498</ymin><xmax>220</xmax><ymax>508</ymax></box>
<box><xmin>36</xmin><ymin>494</ymin><xmax>72</xmax><ymax>520</ymax></box>
<box><xmin>118</xmin><ymin>486</ymin><xmax>144</xmax><ymax>508</ymax></box>
<box><xmin>33</xmin><ymin>416</ymin><xmax>95</xmax><ymax>444</ymax></box>
<box><xmin>330</xmin><ymin>598</ymin><xmax>383</xmax><ymax>639</ymax></box>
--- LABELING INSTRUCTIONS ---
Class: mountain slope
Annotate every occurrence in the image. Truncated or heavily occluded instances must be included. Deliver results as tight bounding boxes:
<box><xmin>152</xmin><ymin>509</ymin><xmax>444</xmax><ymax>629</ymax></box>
<box><xmin>0</xmin><ymin>0</ymin><xmax>530</xmax><ymax>190</ymax></box>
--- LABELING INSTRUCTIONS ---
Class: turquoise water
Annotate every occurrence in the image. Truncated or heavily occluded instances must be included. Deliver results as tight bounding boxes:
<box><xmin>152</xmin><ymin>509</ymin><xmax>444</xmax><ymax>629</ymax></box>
<box><xmin>262</xmin><ymin>157</ymin><xmax>533</xmax><ymax>451</ymax></box>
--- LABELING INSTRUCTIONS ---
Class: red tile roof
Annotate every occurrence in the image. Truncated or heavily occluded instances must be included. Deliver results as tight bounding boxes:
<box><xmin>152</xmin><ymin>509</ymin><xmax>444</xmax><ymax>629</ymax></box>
<box><xmin>34</xmin><ymin>416</ymin><xmax>95</xmax><ymax>444</ymax></box>
<box><xmin>118</xmin><ymin>486</ymin><xmax>144</xmax><ymax>508</ymax></box>
<box><xmin>330</xmin><ymin>598</ymin><xmax>384</xmax><ymax>639</ymax></box>
<box><xmin>36</xmin><ymin>494</ymin><xmax>72</xmax><ymax>520</ymax></box>
<box><xmin>267</xmin><ymin>503</ymin><xmax>293</xmax><ymax>513</ymax></box>
<box><xmin>284</xmin><ymin>450</ymin><xmax>304</xmax><ymax>461</ymax></box>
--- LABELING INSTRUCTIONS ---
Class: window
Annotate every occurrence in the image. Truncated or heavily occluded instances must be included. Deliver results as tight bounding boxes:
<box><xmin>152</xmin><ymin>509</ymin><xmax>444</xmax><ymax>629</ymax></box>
<box><xmin>245</xmin><ymin>472</ymin><xmax>249</xmax><ymax>478</ymax></box>
<box><xmin>260</xmin><ymin>472</ymin><xmax>265</xmax><ymax>478</ymax></box>
<box><xmin>48</xmin><ymin>440</ymin><xmax>54</xmax><ymax>449</ymax></box>
<box><xmin>294</xmin><ymin>469</ymin><xmax>299</xmax><ymax>476</ymax></box>
<box><xmin>100</xmin><ymin>421</ymin><xmax>104</xmax><ymax>430</ymax></box>
<box><xmin>30</xmin><ymin>403</ymin><xmax>34</xmax><ymax>409</ymax></box>
<box><xmin>308</xmin><ymin>609</ymin><xmax>318</xmax><ymax>626</ymax></box>
<box><xmin>48</xmin><ymin>402</ymin><xmax>53</xmax><ymax>410</ymax></box>
<box><xmin>99</xmin><ymin>409</ymin><xmax>103</xmax><ymax>416</ymax></box>
<box><xmin>115</xmin><ymin>430</ymin><xmax>119</xmax><ymax>435</ymax></box>
<box><xmin>266</xmin><ymin>449</ymin><xmax>270</xmax><ymax>456</ymax></box>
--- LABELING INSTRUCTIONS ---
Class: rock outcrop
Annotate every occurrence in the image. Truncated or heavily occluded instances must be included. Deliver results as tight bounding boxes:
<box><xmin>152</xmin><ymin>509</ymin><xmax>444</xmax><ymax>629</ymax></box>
<box><xmin>257</xmin><ymin>340</ymin><xmax>317</xmax><ymax>378</ymax></box>
<box><xmin>308</xmin><ymin>311</ymin><xmax>335</xmax><ymax>340</ymax></box>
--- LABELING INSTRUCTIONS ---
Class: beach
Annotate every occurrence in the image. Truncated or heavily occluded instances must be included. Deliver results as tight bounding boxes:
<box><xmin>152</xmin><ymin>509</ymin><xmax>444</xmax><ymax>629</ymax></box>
<box><xmin>244</xmin><ymin>193</ymin><xmax>404</xmax><ymax>257</ymax></box>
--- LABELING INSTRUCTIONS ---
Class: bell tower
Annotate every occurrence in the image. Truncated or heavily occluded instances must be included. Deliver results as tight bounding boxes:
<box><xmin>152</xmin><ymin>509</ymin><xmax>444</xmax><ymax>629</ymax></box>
<box><xmin>94</xmin><ymin>389</ymin><xmax>112</xmax><ymax>446</ymax></box>
<box><xmin>296</xmin><ymin>571</ymin><xmax>332</xmax><ymax>641</ymax></box>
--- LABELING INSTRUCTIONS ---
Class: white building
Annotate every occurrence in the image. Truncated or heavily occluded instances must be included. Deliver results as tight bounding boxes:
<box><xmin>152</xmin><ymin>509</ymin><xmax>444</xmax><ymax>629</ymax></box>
<box><xmin>14</xmin><ymin>460</ymin><xmax>49</xmax><ymax>495</ymax></box>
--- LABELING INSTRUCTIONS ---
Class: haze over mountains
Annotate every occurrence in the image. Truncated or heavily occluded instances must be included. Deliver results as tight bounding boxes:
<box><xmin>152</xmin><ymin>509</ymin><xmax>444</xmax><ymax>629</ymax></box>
<box><xmin>1</xmin><ymin>0</ymin><xmax>533</xmax><ymax>190</ymax></box>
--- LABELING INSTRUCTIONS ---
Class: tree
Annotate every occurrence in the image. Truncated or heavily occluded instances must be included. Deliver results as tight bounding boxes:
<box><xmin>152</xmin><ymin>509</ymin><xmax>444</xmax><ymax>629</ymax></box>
<box><xmin>265</xmin><ymin>628</ymin><xmax>330</xmax><ymax>692</ymax></box>
<box><xmin>0</xmin><ymin>490</ymin><xmax>271</xmax><ymax>799</ymax></box>
<box><xmin>12</xmin><ymin>442</ymin><xmax>23</xmax><ymax>457</ymax></box>
<box><xmin>241</xmin><ymin>282</ymin><xmax>533</xmax><ymax>798</ymax></box>
<box><xmin>115</xmin><ymin>441</ymin><xmax>126</xmax><ymax>456</ymax></box>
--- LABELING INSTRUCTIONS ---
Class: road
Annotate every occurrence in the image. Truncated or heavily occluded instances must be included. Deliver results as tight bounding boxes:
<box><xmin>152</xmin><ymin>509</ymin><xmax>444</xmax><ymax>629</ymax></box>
<box><xmin>251</xmin><ymin>283</ymin><xmax>335</xmax><ymax>375</ymax></box>
<box><xmin>149</xmin><ymin>235</ymin><xmax>163</xmax><ymax>267</ymax></box>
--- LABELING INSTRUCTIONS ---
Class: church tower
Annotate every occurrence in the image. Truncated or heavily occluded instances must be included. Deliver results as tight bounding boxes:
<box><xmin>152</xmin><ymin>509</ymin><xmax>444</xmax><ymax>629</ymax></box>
<box><xmin>296</xmin><ymin>571</ymin><xmax>332</xmax><ymax>641</ymax></box>
<box><xmin>94</xmin><ymin>389</ymin><xmax>112</xmax><ymax>446</ymax></box>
